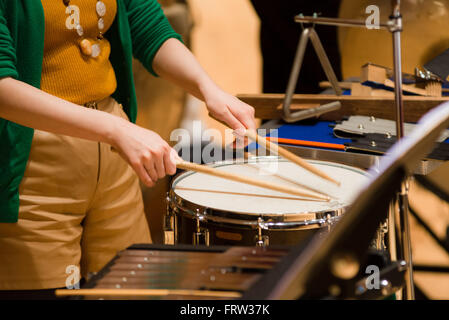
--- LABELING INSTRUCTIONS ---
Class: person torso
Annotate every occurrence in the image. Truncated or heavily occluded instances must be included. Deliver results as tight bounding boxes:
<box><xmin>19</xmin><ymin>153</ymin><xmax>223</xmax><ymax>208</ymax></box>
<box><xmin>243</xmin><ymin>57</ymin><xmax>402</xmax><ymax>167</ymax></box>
<box><xmin>40</xmin><ymin>0</ymin><xmax>118</xmax><ymax>105</ymax></box>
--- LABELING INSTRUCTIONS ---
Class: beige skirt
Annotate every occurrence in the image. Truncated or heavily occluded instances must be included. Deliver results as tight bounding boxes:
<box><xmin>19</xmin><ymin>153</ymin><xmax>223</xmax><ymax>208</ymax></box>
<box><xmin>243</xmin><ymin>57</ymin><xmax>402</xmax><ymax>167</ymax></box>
<box><xmin>0</xmin><ymin>97</ymin><xmax>151</xmax><ymax>290</ymax></box>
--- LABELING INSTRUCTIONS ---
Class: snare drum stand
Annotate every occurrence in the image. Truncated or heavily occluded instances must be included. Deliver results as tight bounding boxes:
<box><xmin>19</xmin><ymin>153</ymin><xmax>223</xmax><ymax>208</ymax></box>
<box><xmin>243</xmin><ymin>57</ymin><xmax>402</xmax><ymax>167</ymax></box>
<box><xmin>287</xmin><ymin>0</ymin><xmax>414</xmax><ymax>299</ymax></box>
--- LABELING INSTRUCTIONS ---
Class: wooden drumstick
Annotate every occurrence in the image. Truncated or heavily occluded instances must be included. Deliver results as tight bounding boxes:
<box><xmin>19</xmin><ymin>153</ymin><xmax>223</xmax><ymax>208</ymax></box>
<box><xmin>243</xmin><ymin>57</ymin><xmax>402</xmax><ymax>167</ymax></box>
<box><xmin>245</xmin><ymin>162</ymin><xmax>336</xmax><ymax>199</ymax></box>
<box><xmin>241</xmin><ymin>129</ymin><xmax>341</xmax><ymax>186</ymax></box>
<box><xmin>55</xmin><ymin>288</ymin><xmax>242</xmax><ymax>298</ymax></box>
<box><xmin>176</xmin><ymin>160</ymin><xmax>330</xmax><ymax>201</ymax></box>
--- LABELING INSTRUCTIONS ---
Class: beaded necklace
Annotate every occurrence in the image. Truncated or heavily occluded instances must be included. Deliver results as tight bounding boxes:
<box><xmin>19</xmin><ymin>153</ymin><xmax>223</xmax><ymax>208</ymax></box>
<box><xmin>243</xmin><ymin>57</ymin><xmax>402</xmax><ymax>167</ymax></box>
<box><xmin>63</xmin><ymin>0</ymin><xmax>107</xmax><ymax>58</ymax></box>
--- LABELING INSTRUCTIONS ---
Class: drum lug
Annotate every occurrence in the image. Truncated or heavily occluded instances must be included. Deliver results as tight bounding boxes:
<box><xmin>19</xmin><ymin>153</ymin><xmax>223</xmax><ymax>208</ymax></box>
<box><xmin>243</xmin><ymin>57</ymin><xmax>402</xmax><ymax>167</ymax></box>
<box><xmin>325</xmin><ymin>213</ymin><xmax>339</xmax><ymax>232</ymax></box>
<box><xmin>164</xmin><ymin>193</ymin><xmax>175</xmax><ymax>245</ymax></box>
<box><xmin>193</xmin><ymin>210</ymin><xmax>209</xmax><ymax>246</ymax></box>
<box><xmin>256</xmin><ymin>218</ymin><xmax>269</xmax><ymax>247</ymax></box>
<box><xmin>326</xmin><ymin>213</ymin><xmax>332</xmax><ymax>232</ymax></box>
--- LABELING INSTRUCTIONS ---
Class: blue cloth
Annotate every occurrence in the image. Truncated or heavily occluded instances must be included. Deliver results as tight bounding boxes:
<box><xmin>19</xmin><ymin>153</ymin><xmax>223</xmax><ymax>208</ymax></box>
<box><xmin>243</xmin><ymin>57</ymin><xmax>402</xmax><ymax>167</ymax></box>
<box><xmin>273</xmin><ymin>122</ymin><xmax>351</xmax><ymax>144</ymax></box>
<box><xmin>246</xmin><ymin>121</ymin><xmax>449</xmax><ymax>152</ymax></box>
<box><xmin>278</xmin><ymin>122</ymin><xmax>449</xmax><ymax>143</ymax></box>
<box><xmin>247</xmin><ymin>121</ymin><xmax>350</xmax><ymax>152</ymax></box>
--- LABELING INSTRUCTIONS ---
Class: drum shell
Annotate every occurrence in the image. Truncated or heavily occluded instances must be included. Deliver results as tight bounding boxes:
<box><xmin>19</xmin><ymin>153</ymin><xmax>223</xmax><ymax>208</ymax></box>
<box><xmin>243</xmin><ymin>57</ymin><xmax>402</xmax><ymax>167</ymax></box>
<box><xmin>166</xmin><ymin>157</ymin><xmax>372</xmax><ymax>247</ymax></box>
<box><xmin>172</xmin><ymin>208</ymin><xmax>332</xmax><ymax>246</ymax></box>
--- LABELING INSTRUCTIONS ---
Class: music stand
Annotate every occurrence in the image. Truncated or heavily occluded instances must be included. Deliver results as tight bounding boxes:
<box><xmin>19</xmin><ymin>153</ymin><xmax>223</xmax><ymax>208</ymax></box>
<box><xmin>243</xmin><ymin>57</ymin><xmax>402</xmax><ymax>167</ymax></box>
<box><xmin>242</xmin><ymin>101</ymin><xmax>449</xmax><ymax>299</ymax></box>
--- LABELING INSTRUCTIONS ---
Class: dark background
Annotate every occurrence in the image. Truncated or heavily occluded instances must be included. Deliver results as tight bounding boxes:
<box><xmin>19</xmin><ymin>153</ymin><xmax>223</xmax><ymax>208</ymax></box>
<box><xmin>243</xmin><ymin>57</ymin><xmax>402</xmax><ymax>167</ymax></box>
<box><xmin>250</xmin><ymin>0</ymin><xmax>342</xmax><ymax>94</ymax></box>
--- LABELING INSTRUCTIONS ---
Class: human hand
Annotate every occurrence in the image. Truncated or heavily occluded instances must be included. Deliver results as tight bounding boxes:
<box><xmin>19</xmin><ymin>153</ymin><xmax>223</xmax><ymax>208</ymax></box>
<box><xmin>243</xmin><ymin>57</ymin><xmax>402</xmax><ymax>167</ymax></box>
<box><xmin>204</xmin><ymin>86</ymin><xmax>256</xmax><ymax>132</ymax></box>
<box><xmin>110</xmin><ymin>118</ymin><xmax>178</xmax><ymax>187</ymax></box>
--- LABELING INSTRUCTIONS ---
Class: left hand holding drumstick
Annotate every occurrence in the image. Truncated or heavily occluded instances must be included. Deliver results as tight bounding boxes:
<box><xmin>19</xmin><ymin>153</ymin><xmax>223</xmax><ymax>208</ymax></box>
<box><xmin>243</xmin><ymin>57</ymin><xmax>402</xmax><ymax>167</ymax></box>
<box><xmin>204</xmin><ymin>87</ymin><xmax>256</xmax><ymax>132</ymax></box>
<box><xmin>203</xmin><ymin>85</ymin><xmax>255</xmax><ymax>149</ymax></box>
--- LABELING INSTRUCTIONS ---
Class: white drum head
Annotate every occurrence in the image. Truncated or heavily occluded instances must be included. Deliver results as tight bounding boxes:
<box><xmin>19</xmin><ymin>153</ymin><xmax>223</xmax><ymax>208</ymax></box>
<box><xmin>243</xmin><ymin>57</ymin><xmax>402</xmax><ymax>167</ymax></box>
<box><xmin>173</xmin><ymin>158</ymin><xmax>369</xmax><ymax>215</ymax></box>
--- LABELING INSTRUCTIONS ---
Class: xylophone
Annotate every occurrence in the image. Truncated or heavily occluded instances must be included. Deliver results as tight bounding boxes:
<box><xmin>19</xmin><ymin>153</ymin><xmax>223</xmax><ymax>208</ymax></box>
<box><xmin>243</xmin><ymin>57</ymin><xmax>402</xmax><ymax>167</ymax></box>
<box><xmin>62</xmin><ymin>245</ymin><xmax>289</xmax><ymax>300</ymax></box>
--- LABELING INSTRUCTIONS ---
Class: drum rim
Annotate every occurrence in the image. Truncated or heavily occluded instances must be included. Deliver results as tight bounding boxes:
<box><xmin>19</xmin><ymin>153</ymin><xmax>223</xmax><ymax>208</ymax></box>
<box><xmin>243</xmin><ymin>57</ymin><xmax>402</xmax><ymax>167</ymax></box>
<box><xmin>169</xmin><ymin>157</ymin><xmax>367</xmax><ymax>227</ymax></box>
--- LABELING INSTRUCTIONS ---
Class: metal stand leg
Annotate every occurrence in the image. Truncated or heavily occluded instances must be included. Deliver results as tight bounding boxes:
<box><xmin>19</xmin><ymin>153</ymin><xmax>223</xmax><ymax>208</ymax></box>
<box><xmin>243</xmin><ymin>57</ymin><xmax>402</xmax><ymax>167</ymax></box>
<box><xmin>396</xmin><ymin>180</ymin><xmax>415</xmax><ymax>300</ymax></box>
<box><xmin>282</xmin><ymin>27</ymin><xmax>341</xmax><ymax>123</ymax></box>
<box><xmin>389</xmin><ymin>0</ymin><xmax>415</xmax><ymax>300</ymax></box>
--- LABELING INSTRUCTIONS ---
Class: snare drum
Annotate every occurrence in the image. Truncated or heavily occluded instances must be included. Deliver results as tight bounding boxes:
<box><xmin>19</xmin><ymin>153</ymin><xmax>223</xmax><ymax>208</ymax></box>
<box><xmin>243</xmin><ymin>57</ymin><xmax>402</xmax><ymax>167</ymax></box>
<box><xmin>165</xmin><ymin>157</ymin><xmax>370</xmax><ymax>246</ymax></box>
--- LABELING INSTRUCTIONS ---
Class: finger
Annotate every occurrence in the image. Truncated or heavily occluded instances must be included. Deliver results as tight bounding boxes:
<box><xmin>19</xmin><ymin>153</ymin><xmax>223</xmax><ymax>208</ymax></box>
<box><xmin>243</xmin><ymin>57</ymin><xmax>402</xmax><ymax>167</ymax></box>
<box><xmin>115</xmin><ymin>148</ymin><xmax>155</xmax><ymax>187</ymax></box>
<box><xmin>232</xmin><ymin>127</ymin><xmax>246</xmax><ymax>138</ymax></box>
<box><xmin>144</xmin><ymin>162</ymin><xmax>158</xmax><ymax>183</ymax></box>
<box><xmin>135</xmin><ymin>164</ymin><xmax>154</xmax><ymax>187</ymax></box>
<box><xmin>170</xmin><ymin>148</ymin><xmax>183</xmax><ymax>163</ymax></box>
<box><xmin>220</xmin><ymin>107</ymin><xmax>245</xmax><ymax>131</ymax></box>
<box><xmin>164</xmin><ymin>149</ymin><xmax>177</xmax><ymax>175</ymax></box>
<box><xmin>231</xmin><ymin>103</ymin><xmax>256</xmax><ymax>130</ymax></box>
<box><xmin>154</xmin><ymin>151</ymin><xmax>166</xmax><ymax>179</ymax></box>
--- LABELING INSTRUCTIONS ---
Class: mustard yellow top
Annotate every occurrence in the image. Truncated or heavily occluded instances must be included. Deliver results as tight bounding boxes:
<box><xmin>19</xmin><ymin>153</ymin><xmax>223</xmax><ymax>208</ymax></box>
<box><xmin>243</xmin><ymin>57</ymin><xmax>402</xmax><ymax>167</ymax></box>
<box><xmin>40</xmin><ymin>0</ymin><xmax>117</xmax><ymax>105</ymax></box>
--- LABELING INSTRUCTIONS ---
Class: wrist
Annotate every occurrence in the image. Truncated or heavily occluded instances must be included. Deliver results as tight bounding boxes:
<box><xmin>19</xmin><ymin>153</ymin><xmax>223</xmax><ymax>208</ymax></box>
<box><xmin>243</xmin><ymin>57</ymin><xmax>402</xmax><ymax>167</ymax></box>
<box><xmin>104</xmin><ymin>113</ymin><xmax>128</xmax><ymax>148</ymax></box>
<box><xmin>197</xmin><ymin>76</ymin><xmax>222</xmax><ymax>103</ymax></box>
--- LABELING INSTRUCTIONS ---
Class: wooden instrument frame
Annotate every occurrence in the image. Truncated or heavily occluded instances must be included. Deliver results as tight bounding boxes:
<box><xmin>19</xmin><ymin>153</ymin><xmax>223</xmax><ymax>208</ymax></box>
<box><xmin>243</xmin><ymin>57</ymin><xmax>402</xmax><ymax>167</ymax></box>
<box><xmin>238</xmin><ymin>93</ymin><xmax>449</xmax><ymax>123</ymax></box>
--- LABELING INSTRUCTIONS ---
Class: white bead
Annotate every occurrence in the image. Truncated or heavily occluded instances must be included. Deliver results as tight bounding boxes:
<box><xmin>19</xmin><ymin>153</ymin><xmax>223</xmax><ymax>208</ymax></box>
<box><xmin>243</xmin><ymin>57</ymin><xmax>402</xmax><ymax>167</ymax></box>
<box><xmin>91</xmin><ymin>44</ymin><xmax>101</xmax><ymax>58</ymax></box>
<box><xmin>98</xmin><ymin>18</ymin><xmax>105</xmax><ymax>30</ymax></box>
<box><xmin>96</xmin><ymin>1</ymin><xmax>106</xmax><ymax>17</ymax></box>
<box><xmin>76</xmin><ymin>24</ymin><xmax>84</xmax><ymax>36</ymax></box>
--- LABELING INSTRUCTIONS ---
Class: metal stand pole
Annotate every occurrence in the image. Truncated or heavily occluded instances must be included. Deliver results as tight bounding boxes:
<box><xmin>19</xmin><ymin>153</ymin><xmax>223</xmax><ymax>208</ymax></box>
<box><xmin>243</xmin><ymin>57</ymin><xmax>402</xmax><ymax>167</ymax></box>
<box><xmin>391</xmin><ymin>1</ymin><xmax>405</xmax><ymax>139</ymax></box>
<box><xmin>389</xmin><ymin>0</ymin><xmax>415</xmax><ymax>300</ymax></box>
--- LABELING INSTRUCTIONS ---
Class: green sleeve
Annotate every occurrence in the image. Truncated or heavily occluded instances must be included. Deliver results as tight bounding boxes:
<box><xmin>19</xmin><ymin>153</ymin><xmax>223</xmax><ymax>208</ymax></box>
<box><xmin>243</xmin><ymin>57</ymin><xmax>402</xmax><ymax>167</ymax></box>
<box><xmin>0</xmin><ymin>4</ymin><xmax>18</xmax><ymax>81</ymax></box>
<box><xmin>125</xmin><ymin>0</ymin><xmax>183</xmax><ymax>76</ymax></box>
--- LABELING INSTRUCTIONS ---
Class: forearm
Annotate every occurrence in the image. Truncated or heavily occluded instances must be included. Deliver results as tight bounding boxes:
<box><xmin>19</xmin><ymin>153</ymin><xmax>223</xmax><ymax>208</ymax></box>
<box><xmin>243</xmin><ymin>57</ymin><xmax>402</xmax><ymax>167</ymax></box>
<box><xmin>0</xmin><ymin>77</ymin><xmax>177</xmax><ymax>186</ymax></box>
<box><xmin>152</xmin><ymin>38</ymin><xmax>219</xmax><ymax>102</ymax></box>
<box><xmin>0</xmin><ymin>77</ymin><xmax>120</xmax><ymax>145</ymax></box>
<box><xmin>152</xmin><ymin>38</ymin><xmax>256</xmax><ymax>130</ymax></box>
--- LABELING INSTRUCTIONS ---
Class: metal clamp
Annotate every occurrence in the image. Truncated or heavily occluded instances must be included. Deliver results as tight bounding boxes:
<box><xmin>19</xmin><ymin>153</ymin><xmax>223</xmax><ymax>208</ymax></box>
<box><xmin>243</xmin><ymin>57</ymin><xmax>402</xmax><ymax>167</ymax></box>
<box><xmin>415</xmin><ymin>67</ymin><xmax>442</xmax><ymax>82</ymax></box>
<box><xmin>387</xmin><ymin>14</ymin><xmax>402</xmax><ymax>33</ymax></box>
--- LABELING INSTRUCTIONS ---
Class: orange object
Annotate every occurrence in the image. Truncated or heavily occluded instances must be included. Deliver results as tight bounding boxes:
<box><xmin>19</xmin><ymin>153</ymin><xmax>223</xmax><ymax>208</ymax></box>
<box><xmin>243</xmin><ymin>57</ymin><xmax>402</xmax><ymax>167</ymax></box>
<box><xmin>266</xmin><ymin>137</ymin><xmax>346</xmax><ymax>151</ymax></box>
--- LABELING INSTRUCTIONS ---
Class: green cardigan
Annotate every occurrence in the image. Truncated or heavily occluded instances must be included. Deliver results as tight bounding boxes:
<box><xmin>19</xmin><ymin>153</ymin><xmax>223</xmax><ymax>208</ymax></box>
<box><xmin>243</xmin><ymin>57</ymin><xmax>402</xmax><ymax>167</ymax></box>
<box><xmin>0</xmin><ymin>0</ymin><xmax>182</xmax><ymax>222</ymax></box>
